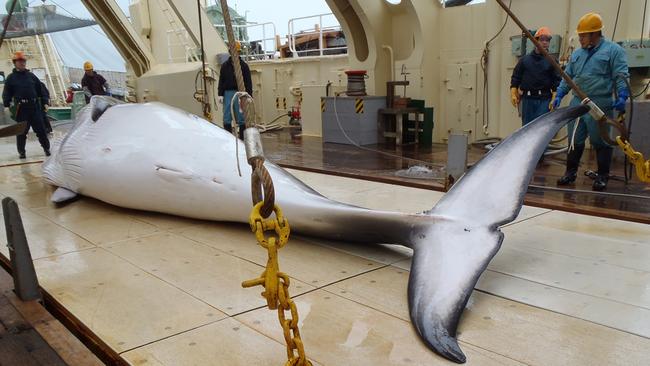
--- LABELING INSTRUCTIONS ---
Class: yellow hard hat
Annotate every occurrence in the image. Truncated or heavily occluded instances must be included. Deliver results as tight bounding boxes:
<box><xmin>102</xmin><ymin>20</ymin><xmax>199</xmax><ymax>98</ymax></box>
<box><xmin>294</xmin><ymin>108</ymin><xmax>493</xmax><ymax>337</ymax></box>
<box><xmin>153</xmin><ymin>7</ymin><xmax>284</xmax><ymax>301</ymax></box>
<box><xmin>12</xmin><ymin>51</ymin><xmax>26</xmax><ymax>62</ymax></box>
<box><xmin>534</xmin><ymin>27</ymin><xmax>552</xmax><ymax>38</ymax></box>
<box><xmin>577</xmin><ymin>13</ymin><xmax>603</xmax><ymax>34</ymax></box>
<box><xmin>83</xmin><ymin>61</ymin><xmax>93</xmax><ymax>71</ymax></box>
<box><xmin>234</xmin><ymin>41</ymin><xmax>241</xmax><ymax>52</ymax></box>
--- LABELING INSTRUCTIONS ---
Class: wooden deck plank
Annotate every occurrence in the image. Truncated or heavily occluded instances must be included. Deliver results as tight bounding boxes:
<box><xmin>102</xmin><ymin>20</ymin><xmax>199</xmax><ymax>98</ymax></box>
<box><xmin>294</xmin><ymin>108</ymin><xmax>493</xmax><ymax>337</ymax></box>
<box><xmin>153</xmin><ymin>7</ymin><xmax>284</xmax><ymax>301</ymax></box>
<box><xmin>0</xmin><ymin>270</ymin><xmax>67</xmax><ymax>366</ymax></box>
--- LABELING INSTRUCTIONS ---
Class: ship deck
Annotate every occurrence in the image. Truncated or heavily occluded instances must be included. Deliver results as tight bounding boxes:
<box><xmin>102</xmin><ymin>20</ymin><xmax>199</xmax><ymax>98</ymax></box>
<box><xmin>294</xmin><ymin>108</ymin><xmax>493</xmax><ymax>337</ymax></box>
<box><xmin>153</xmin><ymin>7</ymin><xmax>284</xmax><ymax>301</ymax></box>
<box><xmin>0</xmin><ymin>133</ymin><xmax>649</xmax><ymax>365</ymax></box>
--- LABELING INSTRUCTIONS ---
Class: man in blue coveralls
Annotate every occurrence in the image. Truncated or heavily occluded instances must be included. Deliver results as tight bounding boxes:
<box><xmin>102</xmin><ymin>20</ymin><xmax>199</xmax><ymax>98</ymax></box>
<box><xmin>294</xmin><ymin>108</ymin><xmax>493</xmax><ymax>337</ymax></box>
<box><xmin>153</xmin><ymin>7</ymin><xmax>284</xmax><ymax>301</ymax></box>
<box><xmin>552</xmin><ymin>12</ymin><xmax>629</xmax><ymax>191</ymax></box>
<box><xmin>510</xmin><ymin>26</ymin><xmax>561</xmax><ymax>126</ymax></box>
<box><xmin>218</xmin><ymin>41</ymin><xmax>253</xmax><ymax>140</ymax></box>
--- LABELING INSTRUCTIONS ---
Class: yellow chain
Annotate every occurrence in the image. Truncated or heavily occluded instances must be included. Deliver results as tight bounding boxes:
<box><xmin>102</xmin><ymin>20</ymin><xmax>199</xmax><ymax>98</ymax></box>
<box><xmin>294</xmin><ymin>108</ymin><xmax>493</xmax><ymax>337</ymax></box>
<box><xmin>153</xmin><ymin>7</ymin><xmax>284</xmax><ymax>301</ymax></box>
<box><xmin>242</xmin><ymin>202</ymin><xmax>313</xmax><ymax>366</ymax></box>
<box><xmin>616</xmin><ymin>136</ymin><xmax>650</xmax><ymax>183</ymax></box>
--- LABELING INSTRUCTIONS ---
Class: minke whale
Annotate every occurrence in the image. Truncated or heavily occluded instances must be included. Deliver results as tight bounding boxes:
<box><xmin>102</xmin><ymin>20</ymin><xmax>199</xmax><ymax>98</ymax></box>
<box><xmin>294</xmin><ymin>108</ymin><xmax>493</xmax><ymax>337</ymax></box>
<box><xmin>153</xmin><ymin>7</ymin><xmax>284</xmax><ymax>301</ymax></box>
<box><xmin>42</xmin><ymin>96</ymin><xmax>588</xmax><ymax>363</ymax></box>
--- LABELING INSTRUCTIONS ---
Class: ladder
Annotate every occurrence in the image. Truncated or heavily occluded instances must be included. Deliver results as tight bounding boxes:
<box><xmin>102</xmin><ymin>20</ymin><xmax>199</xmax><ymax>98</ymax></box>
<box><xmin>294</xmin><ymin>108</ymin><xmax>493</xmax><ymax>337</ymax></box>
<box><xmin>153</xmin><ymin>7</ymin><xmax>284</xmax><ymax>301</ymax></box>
<box><xmin>156</xmin><ymin>0</ymin><xmax>201</xmax><ymax>63</ymax></box>
<box><xmin>35</xmin><ymin>34</ymin><xmax>69</xmax><ymax>105</ymax></box>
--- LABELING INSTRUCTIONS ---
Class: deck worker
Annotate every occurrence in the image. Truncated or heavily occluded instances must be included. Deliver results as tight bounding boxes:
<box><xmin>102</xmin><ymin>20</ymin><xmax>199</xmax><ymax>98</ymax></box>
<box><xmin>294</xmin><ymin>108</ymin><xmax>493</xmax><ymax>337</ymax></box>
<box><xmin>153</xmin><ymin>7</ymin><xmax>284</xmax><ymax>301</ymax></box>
<box><xmin>81</xmin><ymin>61</ymin><xmax>110</xmax><ymax>103</ymax></box>
<box><xmin>552</xmin><ymin>12</ymin><xmax>629</xmax><ymax>191</ymax></box>
<box><xmin>2</xmin><ymin>51</ymin><xmax>50</xmax><ymax>159</ymax></box>
<box><xmin>218</xmin><ymin>41</ymin><xmax>253</xmax><ymax>139</ymax></box>
<box><xmin>510</xmin><ymin>27</ymin><xmax>561</xmax><ymax>127</ymax></box>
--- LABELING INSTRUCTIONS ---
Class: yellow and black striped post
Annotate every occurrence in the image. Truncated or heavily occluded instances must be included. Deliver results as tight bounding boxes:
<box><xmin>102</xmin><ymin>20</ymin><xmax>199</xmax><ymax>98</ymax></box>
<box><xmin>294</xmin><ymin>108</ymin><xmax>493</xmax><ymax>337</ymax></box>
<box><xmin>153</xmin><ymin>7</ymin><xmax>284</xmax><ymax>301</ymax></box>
<box><xmin>321</xmin><ymin>99</ymin><xmax>326</xmax><ymax>113</ymax></box>
<box><xmin>355</xmin><ymin>98</ymin><xmax>364</xmax><ymax>114</ymax></box>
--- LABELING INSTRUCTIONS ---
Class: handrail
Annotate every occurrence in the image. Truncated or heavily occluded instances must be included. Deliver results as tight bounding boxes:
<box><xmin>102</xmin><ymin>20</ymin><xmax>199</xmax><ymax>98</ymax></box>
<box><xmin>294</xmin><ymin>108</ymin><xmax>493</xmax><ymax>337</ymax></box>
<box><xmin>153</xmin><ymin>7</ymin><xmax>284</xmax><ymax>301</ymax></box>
<box><xmin>287</xmin><ymin>13</ymin><xmax>346</xmax><ymax>57</ymax></box>
<box><xmin>214</xmin><ymin>22</ymin><xmax>278</xmax><ymax>58</ymax></box>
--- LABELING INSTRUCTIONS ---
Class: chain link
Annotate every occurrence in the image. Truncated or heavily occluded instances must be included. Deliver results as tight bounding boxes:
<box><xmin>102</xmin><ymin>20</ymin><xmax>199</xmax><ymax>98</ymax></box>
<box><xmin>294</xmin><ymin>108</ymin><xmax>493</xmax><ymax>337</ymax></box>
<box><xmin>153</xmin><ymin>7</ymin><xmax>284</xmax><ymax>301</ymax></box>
<box><xmin>218</xmin><ymin>2</ymin><xmax>311</xmax><ymax>364</ymax></box>
<box><xmin>242</xmin><ymin>203</ymin><xmax>312</xmax><ymax>366</ymax></box>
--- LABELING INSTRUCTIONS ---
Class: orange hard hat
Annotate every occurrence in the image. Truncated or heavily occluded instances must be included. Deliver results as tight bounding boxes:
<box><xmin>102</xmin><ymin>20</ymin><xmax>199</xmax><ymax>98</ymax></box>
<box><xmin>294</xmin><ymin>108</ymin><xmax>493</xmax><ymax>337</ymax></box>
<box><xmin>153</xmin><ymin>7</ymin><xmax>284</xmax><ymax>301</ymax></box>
<box><xmin>12</xmin><ymin>51</ymin><xmax>26</xmax><ymax>62</ymax></box>
<box><xmin>534</xmin><ymin>27</ymin><xmax>552</xmax><ymax>38</ymax></box>
<box><xmin>577</xmin><ymin>13</ymin><xmax>603</xmax><ymax>34</ymax></box>
<box><xmin>234</xmin><ymin>41</ymin><xmax>241</xmax><ymax>52</ymax></box>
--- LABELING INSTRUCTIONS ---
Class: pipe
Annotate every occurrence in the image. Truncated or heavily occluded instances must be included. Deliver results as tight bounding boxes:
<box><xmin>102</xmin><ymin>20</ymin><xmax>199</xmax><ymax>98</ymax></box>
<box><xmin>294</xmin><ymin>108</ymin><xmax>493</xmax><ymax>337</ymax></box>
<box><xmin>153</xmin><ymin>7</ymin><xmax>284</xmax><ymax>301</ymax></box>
<box><xmin>382</xmin><ymin>45</ymin><xmax>395</xmax><ymax>81</ymax></box>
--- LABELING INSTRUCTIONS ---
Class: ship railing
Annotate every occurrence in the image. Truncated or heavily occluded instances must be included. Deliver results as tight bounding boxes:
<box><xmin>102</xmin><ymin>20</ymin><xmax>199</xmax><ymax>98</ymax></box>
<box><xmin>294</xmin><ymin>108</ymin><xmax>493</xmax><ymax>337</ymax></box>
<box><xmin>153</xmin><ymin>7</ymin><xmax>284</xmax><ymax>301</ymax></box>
<box><xmin>287</xmin><ymin>13</ymin><xmax>347</xmax><ymax>57</ymax></box>
<box><xmin>214</xmin><ymin>22</ymin><xmax>278</xmax><ymax>60</ymax></box>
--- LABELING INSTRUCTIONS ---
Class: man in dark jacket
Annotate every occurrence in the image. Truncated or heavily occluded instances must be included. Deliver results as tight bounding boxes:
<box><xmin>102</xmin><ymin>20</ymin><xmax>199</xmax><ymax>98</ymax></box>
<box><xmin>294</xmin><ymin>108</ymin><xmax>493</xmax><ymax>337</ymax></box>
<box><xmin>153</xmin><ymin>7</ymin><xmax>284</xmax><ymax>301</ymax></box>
<box><xmin>2</xmin><ymin>51</ymin><xmax>50</xmax><ymax>159</ymax></box>
<box><xmin>81</xmin><ymin>61</ymin><xmax>110</xmax><ymax>103</ymax></box>
<box><xmin>218</xmin><ymin>41</ymin><xmax>253</xmax><ymax>139</ymax></box>
<box><xmin>510</xmin><ymin>27</ymin><xmax>561</xmax><ymax>126</ymax></box>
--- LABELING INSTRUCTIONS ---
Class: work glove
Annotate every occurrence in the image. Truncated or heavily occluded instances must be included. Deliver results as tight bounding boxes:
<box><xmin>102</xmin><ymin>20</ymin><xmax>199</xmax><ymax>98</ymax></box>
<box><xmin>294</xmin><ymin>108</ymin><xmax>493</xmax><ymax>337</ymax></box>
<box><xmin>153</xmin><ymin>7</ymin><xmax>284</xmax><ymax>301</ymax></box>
<box><xmin>218</xmin><ymin>96</ymin><xmax>224</xmax><ymax>104</ymax></box>
<box><xmin>549</xmin><ymin>92</ymin><xmax>556</xmax><ymax>110</ymax></box>
<box><xmin>43</xmin><ymin>104</ymin><xmax>49</xmax><ymax>112</ymax></box>
<box><xmin>510</xmin><ymin>87</ymin><xmax>520</xmax><ymax>108</ymax></box>
<box><xmin>550</xmin><ymin>90</ymin><xmax>566</xmax><ymax>110</ymax></box>
<box><xmin>613</xmin><ymin>89</ymin><xmax>629</xmax><ymax>113</ymax></box>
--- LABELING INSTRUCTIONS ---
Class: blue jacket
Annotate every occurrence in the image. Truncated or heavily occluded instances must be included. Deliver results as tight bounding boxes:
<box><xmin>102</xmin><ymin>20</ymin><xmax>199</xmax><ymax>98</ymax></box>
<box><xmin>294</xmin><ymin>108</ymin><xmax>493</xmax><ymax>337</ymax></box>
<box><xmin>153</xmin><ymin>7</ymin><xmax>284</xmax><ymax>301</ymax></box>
<box><xmin>557</xmin><ymin>38</ymin><xmax>629</xmax><ymax>103</ymax></box>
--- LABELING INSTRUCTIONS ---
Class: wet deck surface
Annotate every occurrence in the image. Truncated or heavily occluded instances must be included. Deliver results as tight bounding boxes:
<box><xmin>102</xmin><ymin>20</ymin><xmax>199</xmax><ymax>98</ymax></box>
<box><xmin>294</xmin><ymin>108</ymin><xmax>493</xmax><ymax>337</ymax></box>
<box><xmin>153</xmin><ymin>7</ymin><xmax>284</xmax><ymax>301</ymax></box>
<box><xmin>0</xmin><ymin>143</ymin><xmax>648</xmax><ymax>365</ymax></box>
<box><xmin>261</xmin><ymin>130</ymin><xmax>650</xmax><ymax>223</ymax></box>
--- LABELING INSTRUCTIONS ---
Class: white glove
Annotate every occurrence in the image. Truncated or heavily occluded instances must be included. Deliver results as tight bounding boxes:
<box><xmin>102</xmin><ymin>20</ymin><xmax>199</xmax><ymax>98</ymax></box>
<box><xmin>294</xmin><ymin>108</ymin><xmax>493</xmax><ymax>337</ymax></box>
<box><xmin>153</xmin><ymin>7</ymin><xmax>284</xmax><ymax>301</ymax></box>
<box><xmin>218</xmin><ymin>96</ymin><xmax>224</xmax><ymax>104</ymax></box>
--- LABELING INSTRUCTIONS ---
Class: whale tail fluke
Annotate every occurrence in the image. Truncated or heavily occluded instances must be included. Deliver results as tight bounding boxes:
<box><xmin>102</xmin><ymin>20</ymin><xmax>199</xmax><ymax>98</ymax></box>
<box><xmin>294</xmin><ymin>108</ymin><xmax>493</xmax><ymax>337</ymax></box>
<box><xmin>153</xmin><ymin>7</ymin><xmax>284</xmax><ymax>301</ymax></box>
<box><xmin>408</xmin><ymin>105</ymin><xmax>589</xmax><ymax>363</ymax></box>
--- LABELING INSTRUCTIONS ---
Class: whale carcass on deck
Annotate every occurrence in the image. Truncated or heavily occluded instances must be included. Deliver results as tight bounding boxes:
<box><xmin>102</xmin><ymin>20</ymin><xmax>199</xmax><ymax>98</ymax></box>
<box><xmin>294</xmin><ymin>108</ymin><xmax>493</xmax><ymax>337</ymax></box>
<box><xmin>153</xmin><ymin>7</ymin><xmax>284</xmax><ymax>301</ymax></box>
<box><xmin>42</xmin><ymin>96</ymin><xmax>588</xmax><ymax>363</ymax></box>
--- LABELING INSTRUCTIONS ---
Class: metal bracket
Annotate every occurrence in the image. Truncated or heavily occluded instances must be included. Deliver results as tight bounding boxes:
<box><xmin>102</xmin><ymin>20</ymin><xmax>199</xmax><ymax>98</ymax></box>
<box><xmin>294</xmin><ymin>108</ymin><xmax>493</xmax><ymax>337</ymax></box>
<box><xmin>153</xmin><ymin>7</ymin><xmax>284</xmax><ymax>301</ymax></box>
<box><xmin>2</xmin><ymin>197</ymin><xmax>41</xmax><ymax>301</ymax></box>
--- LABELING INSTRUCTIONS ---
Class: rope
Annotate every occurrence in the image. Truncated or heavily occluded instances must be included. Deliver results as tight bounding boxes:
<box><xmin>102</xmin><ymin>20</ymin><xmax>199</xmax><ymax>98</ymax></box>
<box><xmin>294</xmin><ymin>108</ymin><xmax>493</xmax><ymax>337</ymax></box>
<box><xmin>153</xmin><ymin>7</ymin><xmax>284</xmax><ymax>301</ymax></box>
<box><xmin>219</xmin><ymin>0</ymin><xmax>274</xmax><ymax>218</ymax></box>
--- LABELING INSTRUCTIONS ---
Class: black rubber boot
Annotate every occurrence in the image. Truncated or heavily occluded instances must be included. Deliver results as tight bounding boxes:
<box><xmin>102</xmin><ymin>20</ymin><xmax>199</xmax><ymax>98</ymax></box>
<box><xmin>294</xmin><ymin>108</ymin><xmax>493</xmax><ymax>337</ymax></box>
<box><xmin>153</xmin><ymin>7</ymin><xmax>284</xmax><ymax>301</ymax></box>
<box><xmin>593</xmin><ymin>175</ymin><xmax>608</xmax><ymax>191</ymax></box>
<box><xmin>17</xmin><ymin>134</ymin><xmax>27</xmax><ymax>159</ymax></box>
<box><xmin>593</xmin><ymin>147</ymin><xmax>613</xmax><ymax>191</ymax></box>
<box><xmin>557</xmin><ymin>145</ymin><xmax>584</xmax><ymax>185</ymax></box>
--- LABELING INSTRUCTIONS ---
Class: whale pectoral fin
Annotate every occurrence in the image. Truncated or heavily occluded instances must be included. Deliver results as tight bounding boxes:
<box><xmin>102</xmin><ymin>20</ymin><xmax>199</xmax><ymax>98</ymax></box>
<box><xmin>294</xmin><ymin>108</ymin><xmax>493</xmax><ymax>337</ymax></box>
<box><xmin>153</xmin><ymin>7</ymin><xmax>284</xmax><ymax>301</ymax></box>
<box><xmin>409</xmin><ymin>224</ymin><xmax>502</xmax><ymax>364</ymax></box>
<box><xmin>411</xmin><ymin>106</ymin><xmax>589</xmax><ymax>363</ymax></box>
<box><xmin>51</xmin><ymin>187</ymin><xmax>78</xmax><ymax>203</ymax></box>
<box><xmin>90</xmin><ymin>96</ymin><xmax>122</xmax><ymax>122</ymax></box>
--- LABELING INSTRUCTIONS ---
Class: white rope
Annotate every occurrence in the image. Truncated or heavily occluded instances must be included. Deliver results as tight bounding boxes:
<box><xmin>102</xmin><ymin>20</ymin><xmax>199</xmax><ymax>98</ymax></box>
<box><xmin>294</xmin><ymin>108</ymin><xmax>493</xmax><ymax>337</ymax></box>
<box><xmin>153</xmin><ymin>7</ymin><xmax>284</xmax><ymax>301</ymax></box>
<box><xmin>229</xmin><ymin>91</ymin><xmax>256</xmax><ymax>177</ymax></box>
<box><xmin>569</xmin><ymin>118</ymin><xmax>581</xmax><ymax>152</ymax></box>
